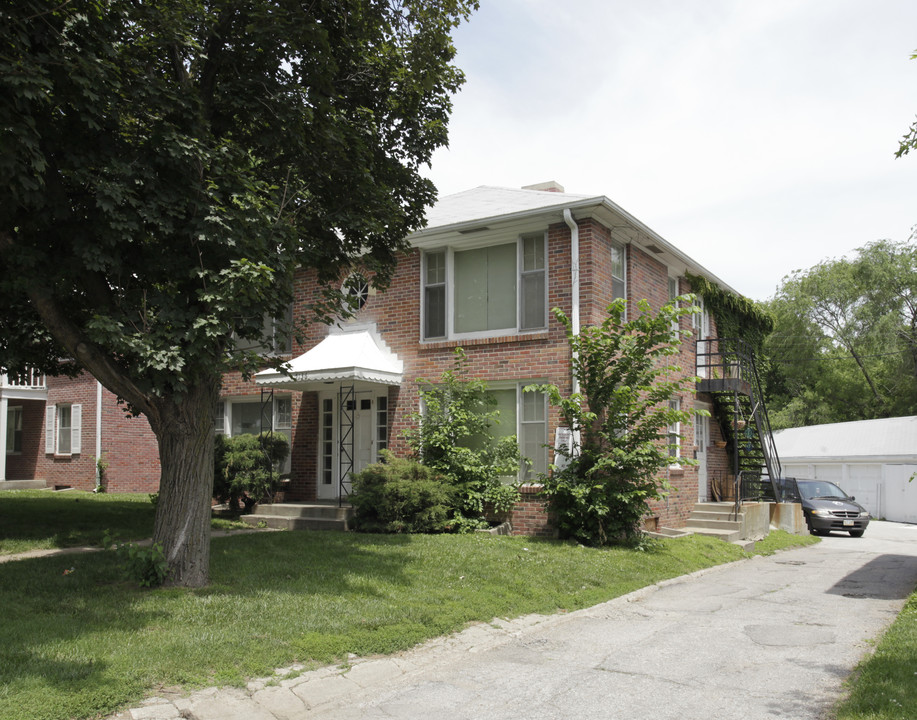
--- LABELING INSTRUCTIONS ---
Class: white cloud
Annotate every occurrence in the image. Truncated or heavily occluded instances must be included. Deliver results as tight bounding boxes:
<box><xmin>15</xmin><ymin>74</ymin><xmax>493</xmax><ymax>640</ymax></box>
<box><xmin>426</xmin><ymin>0</ymin><xmax>917</xmax><ymax>299</ymax></box>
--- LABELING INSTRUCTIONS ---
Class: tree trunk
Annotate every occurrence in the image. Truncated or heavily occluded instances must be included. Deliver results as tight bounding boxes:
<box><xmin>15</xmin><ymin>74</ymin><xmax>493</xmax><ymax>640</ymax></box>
<box><xmin>150</xmin><ymin>378</ymin><xmax>220</xmax><ymax>588</ymax></box>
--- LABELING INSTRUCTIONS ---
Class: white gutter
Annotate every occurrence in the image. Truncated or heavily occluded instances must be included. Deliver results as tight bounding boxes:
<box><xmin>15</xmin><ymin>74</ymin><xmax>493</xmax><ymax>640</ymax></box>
<box><xmin>95</xmin><ymin>380</ymin><xmax>102</xmax><ymax>489</ymax></box>
<box><xmin>563</xmin><ymin>208</ymin><xmax>580</xmax><ymax>397</ymax></box>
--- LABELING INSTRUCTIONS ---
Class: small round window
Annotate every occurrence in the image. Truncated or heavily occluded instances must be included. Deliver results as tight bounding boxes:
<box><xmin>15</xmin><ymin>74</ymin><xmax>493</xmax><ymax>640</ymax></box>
<box><xmin>342</xmin><ymin>274</ymin><xmax>370</xmax><ymax>311</ymax></box>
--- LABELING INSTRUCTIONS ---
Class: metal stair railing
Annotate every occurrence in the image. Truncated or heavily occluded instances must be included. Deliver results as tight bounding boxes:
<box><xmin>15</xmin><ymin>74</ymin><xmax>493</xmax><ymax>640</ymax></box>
<box><xmin>696</xmin><ymin>337</ymin><xmax>785</xmax><ymax>503</ymax></box>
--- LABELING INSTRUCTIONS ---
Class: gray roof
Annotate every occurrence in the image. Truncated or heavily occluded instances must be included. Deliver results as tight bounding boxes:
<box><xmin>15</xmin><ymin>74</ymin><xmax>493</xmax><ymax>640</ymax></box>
<box><xmin>411</xmin><ymin>185</ymin><xmax>739</xmax><ymax>295</ymax></box>
<box><xmin>423</xmin><ymin>185</ymin><xmax>598</xmax><ymax>229</ymax></box>
<box><xmin>774</xmin><ymin>416</ymin><xmax>917</xmax><ymax>462</ymax></box>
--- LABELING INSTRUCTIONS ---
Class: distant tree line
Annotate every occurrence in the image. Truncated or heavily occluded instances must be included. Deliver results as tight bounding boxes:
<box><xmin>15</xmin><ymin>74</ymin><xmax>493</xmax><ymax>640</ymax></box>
<box><xmin>761</xmin><ymin>237</ymin><xmax>917</xmax><ymax>428</ymax></box>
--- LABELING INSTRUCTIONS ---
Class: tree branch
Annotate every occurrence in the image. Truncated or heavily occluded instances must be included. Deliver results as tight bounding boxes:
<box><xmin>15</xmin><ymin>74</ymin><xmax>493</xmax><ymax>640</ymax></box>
<box><xmin>1</xmin><ymin>231</ymin><xmax>159</xmax><ymax>423</ymax></box>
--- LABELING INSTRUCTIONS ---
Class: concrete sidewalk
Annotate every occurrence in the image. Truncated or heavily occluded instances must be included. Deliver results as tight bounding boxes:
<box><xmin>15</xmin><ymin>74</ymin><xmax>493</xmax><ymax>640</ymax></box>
<box><xmin>111</xmin><ymin>521</ymin><xmax>917</xmax><ymax>720</ymax></box>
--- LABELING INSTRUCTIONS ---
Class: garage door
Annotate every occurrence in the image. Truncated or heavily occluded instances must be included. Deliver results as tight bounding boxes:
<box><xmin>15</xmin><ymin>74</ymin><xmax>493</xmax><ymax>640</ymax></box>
<box><xmin>842</xmin><ymin>465</ymin><xmax>880</xmax><ymax>518</ymax></box>
<box><xmin>883</xmin><ymin>465</ymin><xmax>917</xmax><ymax>524</ymax></box>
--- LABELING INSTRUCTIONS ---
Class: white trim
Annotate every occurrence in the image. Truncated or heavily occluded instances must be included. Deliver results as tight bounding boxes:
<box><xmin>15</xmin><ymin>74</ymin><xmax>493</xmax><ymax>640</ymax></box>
<box><xmin>45</xmin><ymin>405</ymin><xmax>55</xmax><ymax>454</ymax></box>
<box><xmin>70</xmin><ymin>404</ymin><xmax>82</xmax><ymax>455</ymax></box>
<box><xmin>0</xmin><ymin>396</ymin><xmax>7</xmax><ymax>480</ymax></box>
<box><xmin>421</xmin><ymin>235</ymin><xmax>550</xmax><ymax>343</ymax></box>
<box><xmin>95</xmin><ymin>382</ymin><xmax>102</xmax><ymax>485</ymax></box>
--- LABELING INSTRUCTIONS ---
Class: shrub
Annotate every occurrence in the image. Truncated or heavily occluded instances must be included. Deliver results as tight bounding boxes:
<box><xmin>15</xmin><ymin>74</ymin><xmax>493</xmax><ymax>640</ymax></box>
<box><xmin>350</xmin><ymin>452</ymin><xmax>456</xmax><ymax>533</ymax></box>
<box><xmin>403</xmin><ymin>348</ymin><xmax>521</xmax><ymax>526</ymax></box>
<box><xmin>213</xmin><ymin>432</ymin><xmax>290</xmax><ymax>512</ymax></box>
<box><xmin>104</xmin><ymin>531</ymin><xmax>169</xmax><ymax>587</ymax></box>
<box><xmin>528</xmin><ymin>298</ymin><xmax>701</xmax><ymax>546</ymax></box>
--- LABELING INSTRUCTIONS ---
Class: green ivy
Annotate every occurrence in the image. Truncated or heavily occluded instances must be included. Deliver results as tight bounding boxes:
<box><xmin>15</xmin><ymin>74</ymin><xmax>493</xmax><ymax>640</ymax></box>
<box><xmin>686</xmin><ymin>272</ymin><xmax>774</xmax><ymax>351</ymax></box>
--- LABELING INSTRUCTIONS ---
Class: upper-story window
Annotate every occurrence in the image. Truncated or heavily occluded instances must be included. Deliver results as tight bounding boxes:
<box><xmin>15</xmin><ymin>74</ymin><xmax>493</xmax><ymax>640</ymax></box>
<box><xmin>668</xmin><ymin>275</ymin><xmax>680</xmax><ymax>336</ymax></box>
<box><xmin>234</xmin><ymin>306</ymin><xmax>293</xmax><ymax>356</ymax></box>
<box><xmin>422</xmin><ymin>233</ymin><xmax>547</xmax><ymax>341</ymax></box>
<box><xmin>611</xmin><ymin>241</ymin><xmax>626</xmax><ymax>301</ymax></box>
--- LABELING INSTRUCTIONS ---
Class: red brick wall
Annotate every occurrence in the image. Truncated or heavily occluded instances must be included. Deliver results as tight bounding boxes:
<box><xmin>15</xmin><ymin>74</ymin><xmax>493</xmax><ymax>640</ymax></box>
<box><xmin>23</xmin><ymin>374</ymin><xmax>163</xmax><ymax>492</ymax></box>
<box><xmin>508</xmin><ymin>485</ymin><xmax>556</xmax><ymax>538</ymax></box>
<box><xmin>37</xmin><ymin>374</ymin><xmax>101</xmax><ymax>490</ymax></box>
<box><xmin>100</xmin><ymin>387</ymin><xmax>160</xmax><ymax>493</ymax></box>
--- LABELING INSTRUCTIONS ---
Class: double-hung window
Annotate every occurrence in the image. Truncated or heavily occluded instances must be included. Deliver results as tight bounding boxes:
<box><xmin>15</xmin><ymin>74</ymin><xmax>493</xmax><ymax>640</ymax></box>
<box><xmin>611</xmin><ymin>240</ymin><xmax>626</xmax><ymax>301</ymax></box>
<box><xmin>667</xmin><ymin>398</ymin><xmax>681</xmax><ymax>464</ymax></box>
<box><xmin>214</xmin><ymin>395</ymin><xmax>293</xmax><ymax>473</ymax></box>
<box><xmin>45</xmin><ymin>403</ymin><xmax>81</xmax><ymax>456</ymax></box>
<box><xmin>485</xmin><ymin>384</ymin><xmax>548</xmax><ymax>482</ymax></box>
<box><xmin>668</xmin><ymin>276</ymin><xmax>680</xmax><ymax>337</ymax></box>
<box><xmin>422</xmin><ymin>233</ymin><xmax>547</xmax><ymax>340</ymax></box>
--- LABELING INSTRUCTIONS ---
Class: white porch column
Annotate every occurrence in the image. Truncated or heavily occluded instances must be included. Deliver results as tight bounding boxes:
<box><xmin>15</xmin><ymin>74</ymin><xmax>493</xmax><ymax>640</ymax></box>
<box><xmin>0</xmin><ymin>395</ymin><xmax>8</xmax><ymax>481</ymax></box>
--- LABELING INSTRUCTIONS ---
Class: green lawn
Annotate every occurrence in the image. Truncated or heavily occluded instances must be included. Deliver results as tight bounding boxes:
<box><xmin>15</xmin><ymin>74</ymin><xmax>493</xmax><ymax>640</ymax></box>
<box><xmin>831</xmin><ymin>590</ymin><xmax>917</xmax><ymax>720</ymax></box>
<box><xmin>0</xmin><ymin>490</ymin><xmax>157</xmax><ymax>554</ymax></box>
<box><xmin>0</xmin><ymin>489</ymin><xmax>818</xmax><ymax>720</ymax></box>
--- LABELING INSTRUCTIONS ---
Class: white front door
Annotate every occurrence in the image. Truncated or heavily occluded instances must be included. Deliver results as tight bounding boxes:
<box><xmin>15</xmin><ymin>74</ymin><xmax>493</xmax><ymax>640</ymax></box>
<box><xmin>317</xmin><ymin>390</ymin><xmax>386</xmax><ymax>500</ymax></box>
<box><xmin>696</xmin><ymin>413</ymin><xmax>709</xmax><ymax>502</ymax></box>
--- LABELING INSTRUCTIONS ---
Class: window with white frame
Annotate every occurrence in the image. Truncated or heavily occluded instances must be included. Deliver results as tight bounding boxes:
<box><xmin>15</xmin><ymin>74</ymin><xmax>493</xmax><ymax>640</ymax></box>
<box><xmin>668</xmin><ymin>276</ymin><xmax>680</xmax><ymax>336</ymax></box>
<box><xmin>611</xmin><ymin>241</ymin><xmax>626</xmax><ymax>301</ymax></box>
<box><xmin>422</xmin><ymin>233</ymin><xmax>547</xmax><ymax>340</ymax></box>
<box><xmin>479</xmin><ymin>384</ymin><xmax>548</xmax><ymax>482</ymax></box>
<box><xmin>214</xmin><ymin>395</ymin><xmax>293</xmax><ymax>473</ymax></box>
<box><xmin>667</xmin><ymin>398</ymin><xmax>681</xmax><ymax>463</ymax></box>
<box><xmin>6</xmin><ymin>406</ymin><xmax>22</xmax><ymax>454</ymax></box>
<box><xmin>45</xmin><ymin>403</ymin><xmax>81</xmax><ymax>455</ymax></box>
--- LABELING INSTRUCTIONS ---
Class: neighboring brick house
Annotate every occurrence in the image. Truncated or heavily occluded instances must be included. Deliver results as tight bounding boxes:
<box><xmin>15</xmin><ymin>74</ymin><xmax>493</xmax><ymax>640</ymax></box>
<box><xmin>0</xmin><ymin>369</ymin><xmax>160</xmax><ymax>492</ymax></box>
<box><xmin>1</xmin><ymin>182</ymin><xmax>741</xmax><ymax>532</ymax></box>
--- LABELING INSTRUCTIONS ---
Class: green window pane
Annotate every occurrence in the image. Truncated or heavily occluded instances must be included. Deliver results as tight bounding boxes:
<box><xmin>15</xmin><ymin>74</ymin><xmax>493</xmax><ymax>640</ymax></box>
<box><xmin>454</xmin><ymin>244</ymin><xmax>516</xmax><ymax>333</ymax></box>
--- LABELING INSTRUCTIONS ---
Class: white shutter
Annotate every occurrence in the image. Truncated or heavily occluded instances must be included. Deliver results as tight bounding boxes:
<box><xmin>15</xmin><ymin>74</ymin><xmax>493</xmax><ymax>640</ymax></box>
<box><xmin>45</xmin><ymin>405</ymin><xmax>56</xmax><ymax>454</ymax></box>
<box><xmin>71</xmin><ymin>404</ymin><xmax>82</xmax><ymax>454</ymax></box>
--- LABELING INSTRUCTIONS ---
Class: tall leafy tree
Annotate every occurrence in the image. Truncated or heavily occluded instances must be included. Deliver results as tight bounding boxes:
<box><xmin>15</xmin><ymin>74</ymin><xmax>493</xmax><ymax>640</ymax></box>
<box><xmin>763</xmin><ymin>238</ymin><xmax>917</xmax><ymax>428</ymax></box>
<box><xmin>0</xmin><ymin>0</ymin><xmax>476</xmax><ymax>586</ymax></box>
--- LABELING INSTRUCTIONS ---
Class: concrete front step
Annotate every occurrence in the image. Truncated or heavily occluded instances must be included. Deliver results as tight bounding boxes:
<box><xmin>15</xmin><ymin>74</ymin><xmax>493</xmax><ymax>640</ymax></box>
<box><xmin>251</xmin><ymin>502</ymin><xmax>352</xmax><ymax>520</ymax></box>
<box><xmin>692</xmin><ymin>502</ymin><xmax>741</xmax><ymax>515</ymax></box>
<box><xmin>685</xmin><ymin>502</ymin><xmax>746</xmax><ymax>543</ymax></box>
<box><xmin>0</xmin><ymin>479</ymin><xmax>47</xmax><ymax>490</ymax></box>
<box><xmin>685</xmin><ymin>526</ymin><xmax>742</xmax><ymax>543</ymax></box>
<box><xmin>243</xmin><ymin>515</ymin><xmax>351</xmax><ymax>531</ymax></box>
<box><xmin>690</xmin><ymin>510</ymin><xmax>743</xmax><ymax>522</ymax></box>
<box><xmin>241</xmin><ymin>502</ymin><xmax>354</xmax><ymax>532</ymax></box>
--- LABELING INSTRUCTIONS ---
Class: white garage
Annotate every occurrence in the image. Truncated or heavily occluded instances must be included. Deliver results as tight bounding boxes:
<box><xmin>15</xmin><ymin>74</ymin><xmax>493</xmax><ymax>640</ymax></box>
<box><xmin>774</xmin><ymin>416</ymin><xmax>917</xmax><ymax>523</ymax></box>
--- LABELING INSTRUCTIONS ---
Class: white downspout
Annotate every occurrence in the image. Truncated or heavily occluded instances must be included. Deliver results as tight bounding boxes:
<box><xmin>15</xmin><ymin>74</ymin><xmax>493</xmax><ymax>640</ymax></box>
<box><xmin>0</xmin><ymin>394</ymin><xmax>8</xmax><ymax>482</ymax></box>
<box><xmin>94</xmin><ymin>380</ymin><xmax>102</xmax><ymax>489</ymax></box>
<box><xmin>563</xmin><ymin>209</ymin><xmax>580</xmax><ymax>396</ymax></box>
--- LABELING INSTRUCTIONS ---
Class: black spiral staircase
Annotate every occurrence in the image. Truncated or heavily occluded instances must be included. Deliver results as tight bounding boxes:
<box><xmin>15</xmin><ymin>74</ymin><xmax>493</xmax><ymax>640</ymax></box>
<box><xmin>696</xmin><ymin>338</ymin><xmax>788</xmax><ymax>505</ymax></box>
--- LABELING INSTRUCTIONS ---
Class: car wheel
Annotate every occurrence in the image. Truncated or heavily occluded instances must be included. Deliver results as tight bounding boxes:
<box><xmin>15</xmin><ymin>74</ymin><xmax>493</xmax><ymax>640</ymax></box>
<box><xmin>811</xmin><ymin>527</ymin><xmax>830</xmax><ymax>536</ymax></box>
<box><xmin>849</xmin><ymin>529</ymin><xmax>865</xmax><ymax>538</ymax></box>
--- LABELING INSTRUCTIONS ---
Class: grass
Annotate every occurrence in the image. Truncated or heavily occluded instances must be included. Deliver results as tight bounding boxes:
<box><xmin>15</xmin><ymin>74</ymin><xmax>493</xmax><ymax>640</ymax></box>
<box><xmin>0</xmin><ymin>490</ymin><xmax>156</xmax><ymax>554</ymax></box>
<box><xmin>831</xmin><ymin>590</ymin><xmax>917</xmax><ymax>720</ymax></box>
<box><xmin>0</xmin><ymin>490</ymin><xmax>818</xmax><ymax>720</ymax></box>
<box><xmin>0</xmin><ymin>490</ymin><xmax>254</xmax><ymax>555</ymax></box>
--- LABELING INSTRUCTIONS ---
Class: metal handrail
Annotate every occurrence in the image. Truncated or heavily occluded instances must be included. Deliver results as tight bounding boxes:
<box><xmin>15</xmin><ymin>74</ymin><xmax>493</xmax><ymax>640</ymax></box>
<box><xmin>696</xmin><ymin>337</ymin><xmax>784</xmax><ymax>503</ymax></box>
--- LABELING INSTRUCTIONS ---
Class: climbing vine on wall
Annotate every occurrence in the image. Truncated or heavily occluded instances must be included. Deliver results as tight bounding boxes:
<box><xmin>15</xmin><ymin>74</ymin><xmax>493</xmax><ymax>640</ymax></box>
<box><xmin>685</xmin><ymin>272</ymin><xmax>774</xmax><ymax>351</ymax></box>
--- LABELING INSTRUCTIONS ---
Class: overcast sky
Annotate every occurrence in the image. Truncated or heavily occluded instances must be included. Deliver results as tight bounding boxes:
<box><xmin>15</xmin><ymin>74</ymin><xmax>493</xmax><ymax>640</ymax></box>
<box><xmin>423</xmin><ymin>0</ymin><xmax>917</xmax><ymax>301</ymax></box>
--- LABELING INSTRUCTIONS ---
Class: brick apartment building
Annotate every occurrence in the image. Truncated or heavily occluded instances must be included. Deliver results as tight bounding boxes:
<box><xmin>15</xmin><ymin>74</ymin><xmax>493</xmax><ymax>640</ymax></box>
<box><xmin>1</xmin><ymin>182</ymin><xmax>740</xmax><ymax>533</ymax></box>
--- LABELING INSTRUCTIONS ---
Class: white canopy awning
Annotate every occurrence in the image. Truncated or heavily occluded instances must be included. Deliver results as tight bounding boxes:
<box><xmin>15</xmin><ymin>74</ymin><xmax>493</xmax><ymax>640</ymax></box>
<box><xmin>254</xmin><ymin>327</ymin><xmax>403</xmax><ymax>390</ymax></box>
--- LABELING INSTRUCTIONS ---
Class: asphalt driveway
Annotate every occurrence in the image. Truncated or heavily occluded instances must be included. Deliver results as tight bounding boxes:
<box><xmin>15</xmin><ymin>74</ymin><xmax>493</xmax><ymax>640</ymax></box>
<box><xmin>116</xmin><ymin>521</ymin><xmax>917</xmax><ymax>720</ymax></box>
